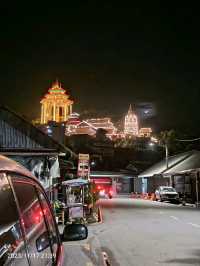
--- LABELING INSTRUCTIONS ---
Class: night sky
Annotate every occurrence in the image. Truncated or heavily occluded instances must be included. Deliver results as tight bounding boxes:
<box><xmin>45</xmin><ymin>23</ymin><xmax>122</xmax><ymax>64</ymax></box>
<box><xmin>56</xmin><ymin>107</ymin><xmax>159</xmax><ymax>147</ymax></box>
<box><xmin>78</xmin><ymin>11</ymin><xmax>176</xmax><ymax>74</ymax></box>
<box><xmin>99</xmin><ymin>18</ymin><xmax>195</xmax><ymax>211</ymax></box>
<box><xmin>1</xmin><ymin>3</ymin><xmax>200</xmax><ymax>134</ymax></box>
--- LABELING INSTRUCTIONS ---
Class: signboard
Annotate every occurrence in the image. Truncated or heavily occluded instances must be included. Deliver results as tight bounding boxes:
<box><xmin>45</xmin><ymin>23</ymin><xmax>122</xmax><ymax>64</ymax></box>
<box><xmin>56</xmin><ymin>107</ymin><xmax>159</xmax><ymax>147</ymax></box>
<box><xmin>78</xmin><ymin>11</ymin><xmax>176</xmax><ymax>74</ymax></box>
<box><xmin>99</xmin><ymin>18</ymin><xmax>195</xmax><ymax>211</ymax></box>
<box><xmin>78</xmin><ymin>154</ymin><xmax>89</xmax><ymax>161</ymax></box>
<box><xmin>77</xmin><ymin>153</ymin><xmax>90</xmax><ymax>179</ymax></box>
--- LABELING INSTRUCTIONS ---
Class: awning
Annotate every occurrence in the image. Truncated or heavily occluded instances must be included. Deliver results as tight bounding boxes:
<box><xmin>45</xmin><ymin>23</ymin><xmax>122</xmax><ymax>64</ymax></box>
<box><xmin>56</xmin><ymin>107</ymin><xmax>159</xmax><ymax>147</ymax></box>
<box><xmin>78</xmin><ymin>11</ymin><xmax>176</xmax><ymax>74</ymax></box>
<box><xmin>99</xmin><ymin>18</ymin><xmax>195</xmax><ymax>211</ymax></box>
<box><xmin>62</xmin><ymin>178</ymin><xmax>89</xmax><ymax>187</ymax></box>
<box><xmin>138</xmin><ymin>150</ymin><xmax>200</xmax><ymax>178</ymax></box>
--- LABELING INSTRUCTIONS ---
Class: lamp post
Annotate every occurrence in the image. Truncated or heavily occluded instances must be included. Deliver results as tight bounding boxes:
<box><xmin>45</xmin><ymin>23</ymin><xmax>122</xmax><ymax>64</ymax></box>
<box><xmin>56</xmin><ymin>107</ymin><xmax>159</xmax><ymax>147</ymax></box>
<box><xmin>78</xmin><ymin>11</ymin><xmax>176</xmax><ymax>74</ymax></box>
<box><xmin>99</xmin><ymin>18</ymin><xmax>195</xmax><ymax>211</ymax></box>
<box><xmin>149</xmin><ymin>140</ymin><xmax>168</xmax><ymax>169</ymax></box>
<box><xmin>196</xmin><ymin>171</ymin><xmax>199</xmax><ymax>208</ymax></box>
<box><xmin>165</xmin><ymin>143</ymin><xmax>169</xmax><ymax>169</ymax></box>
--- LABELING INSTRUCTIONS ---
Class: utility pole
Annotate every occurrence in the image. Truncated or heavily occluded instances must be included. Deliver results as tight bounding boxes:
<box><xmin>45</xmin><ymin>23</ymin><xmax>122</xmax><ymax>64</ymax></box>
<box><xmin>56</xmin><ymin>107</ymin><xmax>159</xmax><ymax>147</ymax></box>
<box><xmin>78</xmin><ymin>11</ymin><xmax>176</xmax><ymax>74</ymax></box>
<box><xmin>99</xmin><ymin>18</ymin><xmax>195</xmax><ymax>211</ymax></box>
<box><xmin>196</xmin><ymin>171</ymin><xmax>199</xmax><ymax>208</ymax></box>
<box><xmin>165</xmin><ymin>143</ymin><xmax>169</xmax><ymax>169</ymax></box>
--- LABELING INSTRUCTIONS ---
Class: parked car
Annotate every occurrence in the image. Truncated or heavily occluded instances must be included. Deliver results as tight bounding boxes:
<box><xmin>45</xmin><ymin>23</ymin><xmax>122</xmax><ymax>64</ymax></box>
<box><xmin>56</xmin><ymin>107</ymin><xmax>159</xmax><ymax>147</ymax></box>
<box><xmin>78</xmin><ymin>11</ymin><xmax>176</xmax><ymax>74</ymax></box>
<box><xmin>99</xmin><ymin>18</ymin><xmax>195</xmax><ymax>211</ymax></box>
<box><xmin>98</xmin><ymin>186</ymin><xmax>113</xmax><ymax>199</ymax></box>
<box><xmin>90</xmin><ymin>177</ymin><xmax>113</xmax><ymax>199</ymax></box>
<box><xmin>0</xmin><ymin>155</ymin><xmax>88</xmax><ymax>265</ymax></box>
<box><xmin>155</xmin><ymin>186</ymin><xmax>180</xmax><ymax>203</ymax></box>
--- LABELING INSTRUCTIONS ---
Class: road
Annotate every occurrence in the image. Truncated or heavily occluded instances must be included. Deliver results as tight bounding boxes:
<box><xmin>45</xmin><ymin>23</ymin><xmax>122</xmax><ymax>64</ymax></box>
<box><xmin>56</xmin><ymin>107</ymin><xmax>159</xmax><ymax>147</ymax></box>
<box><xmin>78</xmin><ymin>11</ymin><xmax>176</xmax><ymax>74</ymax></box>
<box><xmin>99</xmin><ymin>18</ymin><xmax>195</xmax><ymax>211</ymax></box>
<box><xmin>63</xmin><ymin>198</ymin><xmax>200</xmax><ymax>266</ymax></box>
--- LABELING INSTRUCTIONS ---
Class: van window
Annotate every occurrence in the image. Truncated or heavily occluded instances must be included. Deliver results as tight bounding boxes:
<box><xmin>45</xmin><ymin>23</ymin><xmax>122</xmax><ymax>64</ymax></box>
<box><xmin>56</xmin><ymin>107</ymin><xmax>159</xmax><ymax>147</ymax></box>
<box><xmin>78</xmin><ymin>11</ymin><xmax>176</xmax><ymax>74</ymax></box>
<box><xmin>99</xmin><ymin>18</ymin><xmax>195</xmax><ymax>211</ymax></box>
<box><xmin>37</xmin><ymin>191</ymin><xmax>59</xmax><ymax>256</ymax></box>
<box><xmin>12</xmin><ymin>179</ymin><xmax>55</xmax><ymax>265</ymax></box>
<box><xmin>0</xmin><ymin>173</ymin><xmax>28</xmax><ymax>265</ymax></box>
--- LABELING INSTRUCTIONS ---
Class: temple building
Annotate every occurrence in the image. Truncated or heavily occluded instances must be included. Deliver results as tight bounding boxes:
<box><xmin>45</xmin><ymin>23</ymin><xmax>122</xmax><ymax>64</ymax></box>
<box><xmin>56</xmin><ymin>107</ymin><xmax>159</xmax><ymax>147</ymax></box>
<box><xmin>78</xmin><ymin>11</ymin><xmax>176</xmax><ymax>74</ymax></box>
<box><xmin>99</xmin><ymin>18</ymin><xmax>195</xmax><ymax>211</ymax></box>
<box><xmin>65</xmin><ymin>117</ymin><xmax>117</xmax><ymax>139</ymax></box>
<box><xmin>139</xmin><ymin>127</ymin><xmax>152</xmax><ymax>138</ymax></box>
<box><xmin>86</xmin><ymin>118</ymin><xmax>117</xmax><ymax>137</ymax></box>
<box><xmin>40</xmin><ymin>80</ymin><xmax>73</xmax><ymax>124</ymax></box>
<box><xmin>65</xmin><ymin>113</ymin><xmax>81</xmax><ymax>136</ymax></box>
<box><xmin>124</xmin><ymin>105</ymin><xmax>139</xmax><ymax>136</ymax></box>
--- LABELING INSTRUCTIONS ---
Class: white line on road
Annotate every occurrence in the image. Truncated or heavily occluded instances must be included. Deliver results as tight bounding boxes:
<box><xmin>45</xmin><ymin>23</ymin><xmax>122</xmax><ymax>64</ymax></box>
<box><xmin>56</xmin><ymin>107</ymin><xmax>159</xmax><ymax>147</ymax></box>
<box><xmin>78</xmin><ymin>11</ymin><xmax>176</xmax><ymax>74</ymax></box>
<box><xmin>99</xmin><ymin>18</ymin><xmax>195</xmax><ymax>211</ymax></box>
<box><xmin>187</xmin><ymin>222</ymin><xmax>200</xmax><ymax>228</ymax></box>
<box><xmin>159</xmin><ymin>211</ymin><xmax>164</xmax><ymax>214</ymax></box>
<box><xmin>170</xmin><ymin>216</ymin><xmax>179</xmax><ymax>221</ymax></box>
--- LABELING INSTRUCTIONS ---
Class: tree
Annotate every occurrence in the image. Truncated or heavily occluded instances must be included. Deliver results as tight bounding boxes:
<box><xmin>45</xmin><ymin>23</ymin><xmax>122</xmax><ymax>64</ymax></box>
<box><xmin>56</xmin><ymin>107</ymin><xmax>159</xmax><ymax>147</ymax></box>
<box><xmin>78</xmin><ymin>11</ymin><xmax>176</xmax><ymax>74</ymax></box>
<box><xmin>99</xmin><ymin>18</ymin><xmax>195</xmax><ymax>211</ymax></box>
<box><xmin>160</xmin><ymin>130</ymin><xmax>176</xmax><ymax>146</ymax></box>
<box><xmin>159</xmin><ymin>130</ymin><xmax>176</xmax><ymax>168</ymax></box>
<box><xmin>95</xmin><ymin>128</ymin><xmax>108</xmax><ymax>141</ymax></box>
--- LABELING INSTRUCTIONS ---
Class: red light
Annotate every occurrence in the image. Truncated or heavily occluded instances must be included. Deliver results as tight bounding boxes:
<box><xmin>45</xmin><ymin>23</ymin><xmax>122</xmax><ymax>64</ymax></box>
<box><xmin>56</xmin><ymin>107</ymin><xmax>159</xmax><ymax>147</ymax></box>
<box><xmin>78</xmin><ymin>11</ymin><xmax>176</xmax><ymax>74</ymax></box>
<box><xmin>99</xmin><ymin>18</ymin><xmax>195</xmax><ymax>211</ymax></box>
<box><xmin>109</xmin><ymin>189</ymin><xmax>113</xmax><ymax>195</ymax></box>
<box><xmin>35</xmin><ymin>215</ymin><xmax>40</xmax><ymax>222</ymax></box>
<box><xmin>21</xmin><ymin>218</ymin><xmax>25</xmax><ymax>226</ymax></box>
<box><xmin>97</xmin><ymin>186</ymin><xmax>101</xmax><ymax>190</ymax></box>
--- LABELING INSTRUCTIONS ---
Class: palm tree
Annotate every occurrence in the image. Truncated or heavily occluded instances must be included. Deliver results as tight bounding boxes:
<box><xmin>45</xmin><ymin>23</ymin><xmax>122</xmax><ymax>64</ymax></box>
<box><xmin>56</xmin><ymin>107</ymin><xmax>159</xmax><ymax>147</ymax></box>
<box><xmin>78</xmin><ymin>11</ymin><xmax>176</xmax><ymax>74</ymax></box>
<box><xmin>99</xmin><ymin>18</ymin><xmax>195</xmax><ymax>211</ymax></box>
<box><xmin>159</xmin><ymin>130</ymin><xmax>176</xmax><ymax>169</ymax></box>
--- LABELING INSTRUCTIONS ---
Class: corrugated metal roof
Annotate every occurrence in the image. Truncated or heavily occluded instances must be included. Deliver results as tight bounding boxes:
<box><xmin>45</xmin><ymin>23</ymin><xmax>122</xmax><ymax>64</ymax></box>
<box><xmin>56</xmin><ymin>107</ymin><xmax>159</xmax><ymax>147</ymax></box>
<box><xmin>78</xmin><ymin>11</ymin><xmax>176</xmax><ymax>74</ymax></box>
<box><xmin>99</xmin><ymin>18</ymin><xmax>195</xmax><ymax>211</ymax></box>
<box><xmin>138</xmin><ymin>150</ymin><xmax>200</xmax><ymax>178</ymax></box>
<box><xmin>90</xmin><ymin>171</ymin><xmax>126</xmax><ymax>177</ymax></box>
<box><xmin>0</xmin><ymin>106</ymin><xmax>75</xmax><ymax>158</ymax></box>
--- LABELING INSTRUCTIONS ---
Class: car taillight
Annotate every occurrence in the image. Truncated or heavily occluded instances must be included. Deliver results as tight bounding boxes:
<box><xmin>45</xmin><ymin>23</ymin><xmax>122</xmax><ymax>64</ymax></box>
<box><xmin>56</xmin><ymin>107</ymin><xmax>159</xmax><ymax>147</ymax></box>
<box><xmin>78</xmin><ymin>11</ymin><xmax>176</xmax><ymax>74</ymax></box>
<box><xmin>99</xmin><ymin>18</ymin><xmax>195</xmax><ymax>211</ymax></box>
<box><xmin>109</xmin><ymin>189</ymin><xmax>113</xmax><ymax>195</ymax></box>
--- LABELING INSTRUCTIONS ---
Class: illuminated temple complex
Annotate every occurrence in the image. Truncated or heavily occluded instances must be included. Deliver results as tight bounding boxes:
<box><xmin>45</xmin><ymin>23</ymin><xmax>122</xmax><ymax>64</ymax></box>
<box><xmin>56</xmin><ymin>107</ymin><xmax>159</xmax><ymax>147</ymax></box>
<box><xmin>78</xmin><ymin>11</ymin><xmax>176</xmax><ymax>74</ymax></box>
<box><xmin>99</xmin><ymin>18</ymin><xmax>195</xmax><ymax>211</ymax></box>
<box><xmin>38</xmin><ymin>82</ymin><xmax>152</xmax><ymax>139</ymax></box>
<box><xmin>40</xmin><ymin>81</ymin><xmax>73</xmax><ymax>124</ymax></box>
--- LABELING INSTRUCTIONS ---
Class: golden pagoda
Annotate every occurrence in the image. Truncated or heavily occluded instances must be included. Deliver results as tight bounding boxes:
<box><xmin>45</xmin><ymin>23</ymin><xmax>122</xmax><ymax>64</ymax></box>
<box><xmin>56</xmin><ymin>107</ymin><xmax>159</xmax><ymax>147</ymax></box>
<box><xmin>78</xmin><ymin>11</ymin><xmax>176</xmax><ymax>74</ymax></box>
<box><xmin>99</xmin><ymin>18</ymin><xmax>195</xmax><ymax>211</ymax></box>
<box><xmin>40</xmin><ymin>80</ymin><xmax>73</xmax><ymax>124</ymax></box>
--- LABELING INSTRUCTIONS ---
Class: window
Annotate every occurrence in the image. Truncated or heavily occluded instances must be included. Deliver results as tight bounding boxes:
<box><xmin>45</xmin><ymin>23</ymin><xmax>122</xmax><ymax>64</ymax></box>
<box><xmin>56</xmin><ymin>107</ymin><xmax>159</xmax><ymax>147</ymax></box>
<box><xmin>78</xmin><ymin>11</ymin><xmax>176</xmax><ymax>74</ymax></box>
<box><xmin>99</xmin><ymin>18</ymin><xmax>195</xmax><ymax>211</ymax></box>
<box><xmin>0</xmin><ymin>173</ymin><xmax>28</xmax><ymax>265</ymax></box>
<box><xmin>162</xmin><ymin>187</ymin><xmax>176</xmax><ymax>192</ymax></box>
<box><xmin>37</xmin><ymin>191</ymin><xmax>59</xmax><ymax>256</ymax></box>
<box><xmin>12</xmin><ymin>178</ymin><xmax>55</xmax><ymax>265</ymax></box>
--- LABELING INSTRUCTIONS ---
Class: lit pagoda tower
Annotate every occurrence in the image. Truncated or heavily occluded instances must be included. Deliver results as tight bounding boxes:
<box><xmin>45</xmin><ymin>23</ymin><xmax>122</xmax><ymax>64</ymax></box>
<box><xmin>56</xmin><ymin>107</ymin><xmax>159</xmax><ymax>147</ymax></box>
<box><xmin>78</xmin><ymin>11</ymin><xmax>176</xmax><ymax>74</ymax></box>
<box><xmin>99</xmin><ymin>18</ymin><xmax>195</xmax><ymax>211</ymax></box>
<box><xmin>40</xmin><ymin>80</ymin><xmax>73</xmax><ymax>124</ymax></box>
<box><xmin>124</xmin><ymin>104</ymin><xmax>139</xmax><ymax>136</ymax></box>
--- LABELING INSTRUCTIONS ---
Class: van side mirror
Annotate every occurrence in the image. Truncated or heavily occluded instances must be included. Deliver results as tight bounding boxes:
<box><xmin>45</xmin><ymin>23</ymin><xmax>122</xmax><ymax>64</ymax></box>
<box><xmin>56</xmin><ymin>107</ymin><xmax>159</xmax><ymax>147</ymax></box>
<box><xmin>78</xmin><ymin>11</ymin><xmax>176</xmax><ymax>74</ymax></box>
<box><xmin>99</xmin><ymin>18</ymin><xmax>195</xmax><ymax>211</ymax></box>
<box><xmin>62</xmin><ymin>224</ymin><xmax>88</xmax><ymax>242</ymax></box>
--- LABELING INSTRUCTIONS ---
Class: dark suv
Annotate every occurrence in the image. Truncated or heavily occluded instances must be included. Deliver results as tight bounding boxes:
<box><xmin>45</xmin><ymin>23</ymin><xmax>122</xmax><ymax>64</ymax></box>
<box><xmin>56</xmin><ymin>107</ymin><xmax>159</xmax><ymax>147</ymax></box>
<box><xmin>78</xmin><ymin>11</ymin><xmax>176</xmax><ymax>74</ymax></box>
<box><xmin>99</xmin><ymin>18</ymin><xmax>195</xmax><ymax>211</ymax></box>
<box><xmin>0</xmin><ymin>155</ymin><xmax>88</xmax><ymax>265</ymax></box>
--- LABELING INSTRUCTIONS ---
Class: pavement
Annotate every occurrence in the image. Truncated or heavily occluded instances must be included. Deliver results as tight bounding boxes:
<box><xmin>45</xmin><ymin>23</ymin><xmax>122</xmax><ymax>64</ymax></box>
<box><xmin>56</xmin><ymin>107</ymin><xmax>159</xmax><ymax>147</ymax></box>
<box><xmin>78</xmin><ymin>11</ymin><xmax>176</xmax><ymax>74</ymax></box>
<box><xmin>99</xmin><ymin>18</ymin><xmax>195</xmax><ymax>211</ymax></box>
<box><xmin>62</xmin><ymin>198</ymin><xmax>200</xmax><ymax>266</ymax></box>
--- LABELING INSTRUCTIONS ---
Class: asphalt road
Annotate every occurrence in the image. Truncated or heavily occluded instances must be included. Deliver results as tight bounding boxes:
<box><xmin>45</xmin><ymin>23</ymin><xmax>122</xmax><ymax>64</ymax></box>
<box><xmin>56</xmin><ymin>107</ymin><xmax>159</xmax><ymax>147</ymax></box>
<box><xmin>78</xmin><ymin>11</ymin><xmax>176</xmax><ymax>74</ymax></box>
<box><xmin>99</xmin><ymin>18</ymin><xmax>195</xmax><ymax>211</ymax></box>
<box><xmin>63</xmin><ymin>198</ymin><xmax>200</xmax><ymax>266</ymax></box>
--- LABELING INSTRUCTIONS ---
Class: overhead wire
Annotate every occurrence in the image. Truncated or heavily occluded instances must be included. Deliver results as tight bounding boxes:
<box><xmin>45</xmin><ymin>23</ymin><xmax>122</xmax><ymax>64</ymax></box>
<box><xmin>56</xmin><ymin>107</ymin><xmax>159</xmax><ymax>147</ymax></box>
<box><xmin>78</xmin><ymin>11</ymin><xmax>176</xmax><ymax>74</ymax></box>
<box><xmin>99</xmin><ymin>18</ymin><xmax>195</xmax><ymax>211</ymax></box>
<box><xmin>175</xmin><ymin>137</ymin><xmax>200</xmax><ymax>142</ymax></box>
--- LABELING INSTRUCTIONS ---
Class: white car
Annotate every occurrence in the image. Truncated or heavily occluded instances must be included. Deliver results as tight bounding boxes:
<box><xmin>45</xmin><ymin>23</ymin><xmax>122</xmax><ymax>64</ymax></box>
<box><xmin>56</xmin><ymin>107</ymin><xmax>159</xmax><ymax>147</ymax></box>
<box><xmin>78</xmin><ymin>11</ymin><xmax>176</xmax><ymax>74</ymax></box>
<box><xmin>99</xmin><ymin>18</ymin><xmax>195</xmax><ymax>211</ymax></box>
<box><xmin>155</xmin><ymin>186</ymin><xmax>179</xmax><ymax>203</ymax></box>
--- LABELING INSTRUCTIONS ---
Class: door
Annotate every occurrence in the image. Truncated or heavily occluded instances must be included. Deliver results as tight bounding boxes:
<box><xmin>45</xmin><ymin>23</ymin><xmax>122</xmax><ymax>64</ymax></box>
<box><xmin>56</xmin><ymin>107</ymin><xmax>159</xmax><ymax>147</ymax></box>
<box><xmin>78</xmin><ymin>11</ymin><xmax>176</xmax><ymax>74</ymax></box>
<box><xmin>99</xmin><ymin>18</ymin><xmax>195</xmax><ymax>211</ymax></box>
<box><xmin>142</xmin><ymin>178</ymin><xmax>147</xmax><ymax>193</ymax></box>
<box><xmin>0</xmin><ymin>173</ymin><xmax>29</xmax><ymax>265</ymax></box>
<box><xmin>10</xmin><ymin>175</ymin><xmax>56</xmax><ymax>265</ymax></box>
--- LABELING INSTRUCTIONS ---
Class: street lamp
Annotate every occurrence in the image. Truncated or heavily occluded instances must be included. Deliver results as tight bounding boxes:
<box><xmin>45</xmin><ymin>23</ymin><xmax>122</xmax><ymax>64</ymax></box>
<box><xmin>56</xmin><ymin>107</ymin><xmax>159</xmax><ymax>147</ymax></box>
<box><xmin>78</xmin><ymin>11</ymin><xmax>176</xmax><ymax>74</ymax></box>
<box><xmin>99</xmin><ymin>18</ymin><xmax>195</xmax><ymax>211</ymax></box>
<box><xmin>196</xmin><ymin>171</ymin><xmax>199</xmax><ymax>208</ymax></box>
<box><xmin>149</xmin><ymin>142</ymin><xmax>155</xmax><ymax>147</ymax></box>
<box><xmin>165</xmin><ymin>143</ymin><xmax>169</xmax><ymax>169</ymax></box>
<box><xmin>149</xmin><ymin>140</ymin><xmax>168</xmax><ymax>169</ymax></box>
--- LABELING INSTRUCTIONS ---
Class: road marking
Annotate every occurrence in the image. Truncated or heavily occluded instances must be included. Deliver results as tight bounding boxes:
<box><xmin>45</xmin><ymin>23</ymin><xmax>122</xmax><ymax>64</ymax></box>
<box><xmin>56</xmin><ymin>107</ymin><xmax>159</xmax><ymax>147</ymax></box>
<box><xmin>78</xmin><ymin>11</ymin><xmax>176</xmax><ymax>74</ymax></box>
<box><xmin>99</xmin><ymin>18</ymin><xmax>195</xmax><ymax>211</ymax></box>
<box><xmin>188</xmin><ymin>222</ymin><xmax>200</xmax><ymax>228</ymax></box>
<box><xmin>170</xmin><ymin>216</ymin><xmax>179</xmax><ymax>221</ymax></box>
<box><xmin>159</xmin><ymin>211</ymin><xmax>164</xmax><ymax>214</ymax></box>
<box><xmin>86</xmin><ymin>263</ymin><xmax>93</xmax><ymax>266</ymax></box>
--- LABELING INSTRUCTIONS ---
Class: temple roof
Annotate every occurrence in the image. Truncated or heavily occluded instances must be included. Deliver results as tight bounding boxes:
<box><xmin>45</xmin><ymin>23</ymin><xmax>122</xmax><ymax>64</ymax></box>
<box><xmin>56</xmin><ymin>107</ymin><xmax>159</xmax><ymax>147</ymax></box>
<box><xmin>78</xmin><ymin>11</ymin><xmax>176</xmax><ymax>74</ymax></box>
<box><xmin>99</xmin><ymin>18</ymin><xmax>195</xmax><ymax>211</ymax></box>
<box><xmin>128</xmin><ymin>104</ymin><xmax>133</xmax><ymax>113</ymax></box>
<box><xmin>40</xmin><ymin>80</ymin><xmax>73</xmax><ymax>104</ymax></box>
<box><xmin>48</xmin><ymin>80</ymin><xmax>66</xmax><ymax>94</ymax></box>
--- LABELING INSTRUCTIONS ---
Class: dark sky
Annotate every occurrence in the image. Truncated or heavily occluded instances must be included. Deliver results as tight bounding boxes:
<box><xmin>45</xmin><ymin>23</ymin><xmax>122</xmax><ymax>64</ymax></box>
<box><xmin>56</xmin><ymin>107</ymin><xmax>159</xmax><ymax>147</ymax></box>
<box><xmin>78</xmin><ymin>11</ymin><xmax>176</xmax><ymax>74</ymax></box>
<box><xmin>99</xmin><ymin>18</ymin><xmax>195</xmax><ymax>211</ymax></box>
<box><xmin>1</xmin><ymin>3</ymin><xmax>200</xmax><ymax>133</ymax></box>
